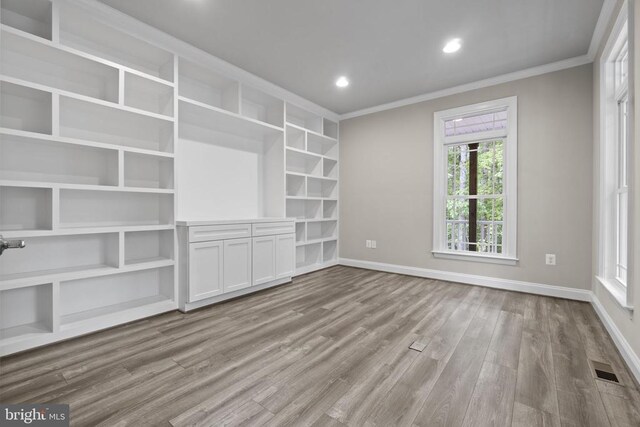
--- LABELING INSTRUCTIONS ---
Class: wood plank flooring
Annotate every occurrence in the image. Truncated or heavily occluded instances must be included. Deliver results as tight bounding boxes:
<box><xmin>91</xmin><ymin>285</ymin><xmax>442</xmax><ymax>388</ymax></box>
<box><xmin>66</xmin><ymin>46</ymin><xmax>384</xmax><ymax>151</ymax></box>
<box><xmin>1</xmin><ymin>266</ymin><xmax>639</xmax><ymax>426</ymax></box>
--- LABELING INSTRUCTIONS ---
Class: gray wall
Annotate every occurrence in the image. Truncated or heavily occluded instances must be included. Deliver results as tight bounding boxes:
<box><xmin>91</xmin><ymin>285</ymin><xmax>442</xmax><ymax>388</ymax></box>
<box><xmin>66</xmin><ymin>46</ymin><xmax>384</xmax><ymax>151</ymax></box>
<box><xmin>339</xmin><ymin>64</ymin><xmax>593</xmax><ymax>290</ymax></box>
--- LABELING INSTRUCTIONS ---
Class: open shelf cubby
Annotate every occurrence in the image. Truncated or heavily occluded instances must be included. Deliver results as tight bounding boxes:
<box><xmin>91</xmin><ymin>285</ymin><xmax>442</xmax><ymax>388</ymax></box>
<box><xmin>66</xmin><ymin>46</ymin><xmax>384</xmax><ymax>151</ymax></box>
<box><xmin>59</xmin><ymin>189</ymin><xmax>174</xmax><ymax>229</ymax></box>
<box><xmin>323</xmin><ymin>199</ymin><xmax>338</xmax><ymax>219</ymax></box>
<box><xmin>307</xmin><ymin>220</ymin><xmax>337</xmax><ymax>241</ymax></box>
<box><xmin>0</xmin><ymin>233</ymin><xmax>119</xmax><ymax>282</ymax></box>
<box><xmin>323</xmin><ymin>240</ymin><xmax>337</xmax><ymax>262</ymax></box>
<box><xmin>323</xmin><ymin>158</ymin><xmax>338</xmax><ymax>179</ymax></box>
<box><xmin>1</xmin><ymin>80</ymin><xmax>51</xmax><ymax>134</ymax></box>
<box><xmin>286</xmin><ymin>103</ymin><xmax>323</xmax><ymax>134</ymax></box>
<box><xmin>124</xmin><ymin>229</ymin><xmax>173</xmax><ymax>265</ymax></box>
<box><xmin>286</xmin><ymin>149</ymin><xmax>322</xmax><ymax>176</ymax></box>
<box><xmin>124</xmin><ymin>152</ymin><xmax>174</xmax><ymax>189</ymax></box>
<box><xmin>1</xmin><ymin>30</ymin><xmax>119</xmax><ymax>102</ymax></box>
<box><xmin>296</xmin><ymin>243</ymin><xmax>322</xmax><ymax>269</ymax></box>
<box><xmin>286</xmin><ymin>173</ymin><xmax>305</xmax><ymax>197</ymax></box>
<box><xmin>178</xmin><ymin>58</ymin><xmax>239</xmax><ymax>113</ymax></box>
<box><xmin>307</xmin><ymin>132</ymin><xmax>338</xmax><ymax>158</ymax></box>
<box><xmin>286</xmin><ymin>125</ymin><xmax>305</xmax><ymax>150</ymax></box>
<box><xmin>0</xmin><ymin>133</ymin><xmax>119</xmax><ymax>186</ymax></box>
<box><xmin>0</xmin><ymin>185</ymin><xmax>52</xmax><ymax>231</ymax></box>
<box><xmin>0</xmin><ymin>0</ymin><xmax>52</xmax><ymax>40</ymax></box>
<box><xmin>124</xmin><ymin>72</ymin><xmax>174</xmax><ymax>117</ymax></box>
<box><xmin>0</xmin><ymin>283</ymin><xmax>53</xmax><ymax>341</ymax></box>
<box><xmin>241</xmin><ymin>85</ymin><xmax>284</xmax><ymax>128</ymax></box>
<box><xmin>59</xmin><ymin>96</ymin><xmax>174</xmax><ymax>153</ymax></box>
<box><xmin>307</xmin><ymin>176</ymin><xmax>337</xmax><ymax>198</ymax></box>
<box><xmin>323</xmin><ymin>119</ymin><xmax>338</xmax><ymax>139</ymax></box>
<box><xmin>60</xmin><ymin>266</ymin><xmax>174</xmax><ymax>328</ymax></box>
<box><xmin>286</xmin><ymin>199</ymin><xmax>322</xmax><ymax>220</ymax></box>
<box><xmin>295</xmin><ymin>222</ymin><xmax>305</xmax><ymax>243</ymax></box>
<box><xmin>58</xmin><ymin>2</ymin><xmax>174</xmax><ymax>82</ymax></box>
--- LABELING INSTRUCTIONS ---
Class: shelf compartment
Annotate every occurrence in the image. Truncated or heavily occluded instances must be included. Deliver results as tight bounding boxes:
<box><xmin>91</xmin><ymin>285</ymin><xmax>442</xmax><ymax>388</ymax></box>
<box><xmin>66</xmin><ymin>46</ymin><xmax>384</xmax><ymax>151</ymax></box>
<box><xmin>178</xmin><ymin>58</ymin><xmax>239</xmax><ymax>113</ymax></box>
<box><xmin>0</xmin><ymin>283</ymin><xmax>53</xmax><ymax>341</ymax></box>
<box><xmin>307</xmin><ymin>177</ymin><xmax>337</xmax><ymax>198</ymax></box>
<box><xmin>124</xmin><ymin>229</ymin><xmax>173</xmax><ymax>266</ymax></box>
<box><xmin>1</xmin><ymin>80</ymin><xmax>51</xmax><ymax>134</ymax></box>
<box><xmin>286</xmin><ymin>174</ymin><xmax>305</xmax><ymax>197</ymax></box>
<box><xmin>295</xmin><ymin>222</ymin><xmax>305</xmax><ymax>244</ymax></box>
<box><xmin>286</xmin><ymin>199</ymin><xmax>321</xmax><ymax>220</ymax></box>
<box><xmin>1</xmin><ymin>0</ymin><xmax>51</xmax><ymax>40</ymax></box>
<box><xmin>241</xmin><ymin>85</ymin><xmax>284</xmax><ymax>128</ymax></box>
<box><xmin>323</xmin><ymin>119</ymin><xmax>338</xmax><ymax>139</ymax></box>
<box><xmin>307</xmin><ymin>133</ymin><xmax>338</xmax><ymax>158</ymax></box>
<box><xmin>124</xmin><ymin>72</ymin><xmax>174</xmax><ymax>117</ymax></box>
<box><xmin>286</xmin><ymin>125</ymin><xmax>305</xmax><ymax>150</ymax></box>
<box><xmin>286</xmin><ymin>149</ymin><xmax>321</xmax><ymax>176</ymax></box>
<box><xmin>59</xmin><ymin>96</ymin><xmax>174</xmax><ymax>153</ymax></box>
<box><xmin>1</xmin><ymin>30</ymin><xmax>119</xmax><ymax>103</ymax></box>
<box><xmin>323</xmin><ymin>240</ymin><xmax>337</xmax><ymax>263</ymax></box>
<box><xmin>60</xmin><ymin>266</ymin><xmax>174</xmax><ymax>327</ymax></box>
<box><xmin>124</xmin><ymin>152</ymin><xmax>174</xmax><ymax>189</ymax></box>
<box><xmin>307</xmin><ymin>220</ymin><xmax>337</xmax><ymax>241</ymax></box>
<box><xmin>58</xmin><ymin>2</ymin><xmax>174</xmax><ymax>81</ymax></box>
<box><xmin>59</xmin><ymin>189</ymin><xmax>173</xmax><ymax>229</ymax></box>
<box><xmin>323</xmin><ymin>199</ymin><xmax>338</xmax><ymax>219</ymax></box>
<box><xmin>0</xmin><ymin>185</ymin><xmax>52</xmax><ymax>231</ymax></box>
<box><xmin>0</xmin><ymin>233</ymin><xmax>119</xmax><ymax>282</ymax></box>
<box><xmin>323</xmin><ymin>158</ymin><xmax>338</xmax><ymax>179</ymax></box>
<box><xmin>179</xmin><ymin>98</ymin><xmax>282</xmax><ymax>142</ymax></box>
<box><xmin>296</xmin><ymin>242</ymin><xmax>322</xmax><ymax>269</ymax></box>
<box><xmin>0</xmin><ymin>133</ymin><xmax>118</xmax><ymax>186</ymax></box>
<box><xmin>286</xmin><ymin>104</ymin><xmax>322</xmax><ymax>134</ymax></box>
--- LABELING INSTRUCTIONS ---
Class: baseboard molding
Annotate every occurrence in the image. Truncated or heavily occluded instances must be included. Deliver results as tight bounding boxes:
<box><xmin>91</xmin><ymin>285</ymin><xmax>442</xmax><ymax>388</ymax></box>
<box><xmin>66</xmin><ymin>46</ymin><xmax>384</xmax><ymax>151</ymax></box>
<box><xmin>339</xmin><ymin>258</ymin><xmax>592</xmax><ymax>301</ymax></box>
<box><xmin>338</xmin><ymin>257</ymin><xmax>640</xmax><ymax>385</ymax></box>
<box><xmin>590</xmin><ymin>293</ymin><xmax>640</xmax><ymax>385</ymax></box>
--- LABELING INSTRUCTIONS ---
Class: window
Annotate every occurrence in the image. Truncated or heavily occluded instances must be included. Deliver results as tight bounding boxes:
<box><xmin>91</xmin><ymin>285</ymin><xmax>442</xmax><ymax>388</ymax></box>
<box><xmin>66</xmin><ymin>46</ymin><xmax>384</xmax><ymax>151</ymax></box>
<box><xmin>597</xmin><ymin>4</ymin><xmax>632</xmax><ymax>309</ymax></box>
<box><xmin>433</xmin><ymin>97</ymin><xmax>517</xmax><ymax>265</ymax></box>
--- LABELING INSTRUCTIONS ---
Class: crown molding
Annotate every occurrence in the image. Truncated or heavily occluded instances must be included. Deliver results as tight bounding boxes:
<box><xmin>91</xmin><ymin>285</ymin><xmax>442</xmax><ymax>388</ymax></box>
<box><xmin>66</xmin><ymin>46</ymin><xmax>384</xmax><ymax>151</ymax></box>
<box><xmin>588</xmin><ymin>0</ymin><xmax>618</xmax><ymax>60</ymax></box>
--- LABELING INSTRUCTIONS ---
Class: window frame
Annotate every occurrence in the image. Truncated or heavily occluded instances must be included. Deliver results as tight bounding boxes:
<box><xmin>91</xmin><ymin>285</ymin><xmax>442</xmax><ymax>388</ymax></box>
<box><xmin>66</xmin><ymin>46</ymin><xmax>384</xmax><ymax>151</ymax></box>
<box><xmin>596</xmin><ymin>2</ymin><xmax>634</xmax><ymax>311</ymax></box>
<box><xmin>432</xmin><ymin>96</ymin><xmax>518</xmax><ymax>265</ymax></box>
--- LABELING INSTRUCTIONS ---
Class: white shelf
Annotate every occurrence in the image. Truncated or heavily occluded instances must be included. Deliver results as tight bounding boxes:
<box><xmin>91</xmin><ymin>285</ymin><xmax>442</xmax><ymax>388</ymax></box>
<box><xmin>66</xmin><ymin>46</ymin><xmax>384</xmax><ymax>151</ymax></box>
<box><xmin>124</xmin><ymin>72</ymin><xmax>174</xmax><ymax>117</ymax></box>
<box><xmin>307</xmin><ymin>176</ymin><xmax>338</xmax><ymax>199</ymax></box>
<box><xmin>0</xmin><ymin>180</ymin><xmax>174</xmax><ymax>194</ymax></box>
<box><xmin>241</xmin><ymin>84</ymin><xmax>284</xmax><ymax>128</ymax></box>
<box><xmin>286</xmin><ymin>125</ymin><xmax>306</xmax><ymax>150</ymax></box>
<box><xmin>323</xmin><ymin>158</ymin><xmax>338</xmax><ymax>179</ymax></box>
<box><xmin>307</xmin><ymin>220</ymin><xmax>337</xmax><ymax>241</ymax></box>
<box><xmin>124</xmin><ymin>152</ymin><xmax>174</xmax><ymax>190</ymax></box>
<box><xmin>323</xmin><ymin>199</ymin><xmax>338</xmax><ymax>220</ymax></box>
<box><xmin>286</xmin><ymin>104</ymin><xmax>323</xmax><ymax>134</ymax></box>
<box><xmin>178</xmin><ymin>58</ymin><xmax>239</xmax><ymax>114</ymax></box>
<box><xmin>296</xmin><ymin>242</ymin><xmax>322</xmax><ymax>269</ymax></box>
<box><xmin>0</xmin><ymin>284</ymin><xmax>52</xmax><ymax>342</ymax></box>
<box><xmin>323</xmin><ymin>118</ymin><xmax>338</xmax><ymax>139</ymax></box>
<box><xmin>286</xmin><ymin>173</ymin><xmax>306</xmax><ymax>197</ymax></box>
<box><xmin>0</xmin><ymin>80</ymin><xmax>51</xmax><ymax>134</ymax></box>
<box><xmin>1</xmin><ymin>29</ymin><xmax>119</xmax><ymax>102</ymax></box>
<box><xmin>0</xmin><ymin>185</ymin><xmax>52</xmax><ymax>232</ymax></box>
<box><xmin>124</xmin><ymin>229</ymin><xmax>174</xmax><ymax>266</ymax></box>
<box><xmin>286</xmin><ymin>149</ymin><xmax>322</xmax><ymax>176</ymax></box>
<box><xmin>179</xmin><ymin>96</ymin><xmax>283</xmax><ymax>142</ymax></box>
<box><xmin>307</xmin><ymin>132</ymin><xmax>338</xmax><ymax>159</ymax></box>
<box><xmin>286</xmin><ymin>198</ymin><xmax>322</xmax><ymax>220</ymax></box>
<box><xmin>0</xmin><ymin>224</ymin><xmax>175</xmax><ymax>239</ymax></box>
<box><xmin>0</xmin><ymin>0</ymin><xmax>52</xmax><ymax>40</ymax></box>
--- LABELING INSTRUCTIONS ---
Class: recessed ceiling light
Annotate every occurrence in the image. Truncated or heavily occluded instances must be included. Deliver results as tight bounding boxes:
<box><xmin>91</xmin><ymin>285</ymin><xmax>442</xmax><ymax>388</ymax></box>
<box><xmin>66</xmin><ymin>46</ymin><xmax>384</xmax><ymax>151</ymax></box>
<box><xmin>335</xmin><ymin>76</ymin><xmax>349</xmax><ymax>88</ymax></box>
<box><xmin>443</xmin><ymin>38</ymin><xmax>462</xmax><ymax>53</ymax></box>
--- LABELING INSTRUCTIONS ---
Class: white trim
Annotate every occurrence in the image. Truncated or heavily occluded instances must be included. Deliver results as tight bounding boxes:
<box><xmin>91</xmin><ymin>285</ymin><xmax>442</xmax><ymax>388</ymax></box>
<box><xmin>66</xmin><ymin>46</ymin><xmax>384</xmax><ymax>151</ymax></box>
<box><xmin>595</xmin><ymin>276</ymin><xmax>634</xmax><ymax>312</ymax></box>
<box><xmin>339</xmin><ymin>258</ymin><xmax>591</xmax><ymax>301</ymax></box>
<box><xmin>588</xmin><ymin>0</ymin><xmax>618</xmax><ymax>59</ymax></box>
<box><xmin>339</xmin><ymin>55</ymin><xmax>591</xmax><ymax>120</ymax></box>
<box><xmin>432</xmin><ymin>251</ymin><xmax>518</xmax><ymax>266</ymax></box>
<box><xmin>591</xmin><ymin>292</ymin><xmax>640</xmax><ymax>385</ymax></box>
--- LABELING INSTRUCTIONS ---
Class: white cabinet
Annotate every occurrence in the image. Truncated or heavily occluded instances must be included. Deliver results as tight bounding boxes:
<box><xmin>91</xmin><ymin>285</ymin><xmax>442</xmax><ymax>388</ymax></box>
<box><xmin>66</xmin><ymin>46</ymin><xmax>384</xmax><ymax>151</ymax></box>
<box><xmin>178</xmin><ymin>219</ymin><xmax>296</xmax><ymax>311</ymax></box>
<box><xmin>224</xmin><ymin>238</ymin><xmax>252</xmax><ymax>292</ymax></box>
<box><xmin>188</xmin><ymin>240</ymin><xmax>223</xmax><ymax>301</ymax></box>
<box><xmin>276</xmin><ymin>234</ymin><xmax>295</xmax><ymax>278</ymax></box>
<box><xmin>253</xmin><ymin>236</ymin><xmax>276</xmax><ymax>286</ymax></box>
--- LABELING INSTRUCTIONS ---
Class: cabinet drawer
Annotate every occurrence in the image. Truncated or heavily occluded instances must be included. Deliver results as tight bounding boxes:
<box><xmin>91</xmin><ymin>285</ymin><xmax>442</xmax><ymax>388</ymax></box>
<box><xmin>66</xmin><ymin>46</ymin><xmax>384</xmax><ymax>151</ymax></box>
<box><xmin>189</xmin><ymin>224</ymin><xmax>251</xmax><ymax>242</ymax></box>
<box><xmin>252</xmin><ymin>222</ymin><xmax>295</xmax><ymax>237</ymax></box>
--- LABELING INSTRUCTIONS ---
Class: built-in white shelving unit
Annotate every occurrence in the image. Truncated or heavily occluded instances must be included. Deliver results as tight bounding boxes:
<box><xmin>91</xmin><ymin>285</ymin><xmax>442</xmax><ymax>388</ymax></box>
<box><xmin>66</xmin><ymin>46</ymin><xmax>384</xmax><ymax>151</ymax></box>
<box><xmin>0</xmin><ymin>0</ymin><xmax>339</xmax><ymax>355</ymax></box>
<box><xmin>285</xmin><ymin>109</ymin><xmax>339</xmax><ymax>274</ymax></box>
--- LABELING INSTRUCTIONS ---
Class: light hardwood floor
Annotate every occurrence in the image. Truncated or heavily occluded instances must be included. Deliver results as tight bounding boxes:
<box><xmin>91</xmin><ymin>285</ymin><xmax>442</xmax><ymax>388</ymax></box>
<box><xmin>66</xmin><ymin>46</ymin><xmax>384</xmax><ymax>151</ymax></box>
<box><xmin>1</xmin><ymin>266</ymin><xmax>639</xmax><ymax>426</ymax></box>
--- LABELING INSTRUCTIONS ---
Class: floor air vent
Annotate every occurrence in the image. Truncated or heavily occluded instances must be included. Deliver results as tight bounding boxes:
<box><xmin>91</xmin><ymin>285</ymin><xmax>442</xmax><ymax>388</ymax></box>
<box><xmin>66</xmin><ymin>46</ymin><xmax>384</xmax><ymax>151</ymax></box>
<box><xmin>590</xmin><ymin>360</ymin><xmax>620</xmax><ymax>384</ymax></box>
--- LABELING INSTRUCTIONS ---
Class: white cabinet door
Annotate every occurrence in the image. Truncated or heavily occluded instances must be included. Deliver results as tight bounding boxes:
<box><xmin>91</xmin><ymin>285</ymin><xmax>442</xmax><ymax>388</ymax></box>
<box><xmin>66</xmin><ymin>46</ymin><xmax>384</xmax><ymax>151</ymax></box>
<box><xmin>276</xmin><ymin>233</ymin><xmax>295</xmax><ymax>279</ymax></box>
<box><xmin>252</xmin><ymin>236</ymin><xmax>275</xmax><ymax>286</ymax></box>
<box><xmin>189</xmin><ymin>240</ymin><xmax>223</xmax><ymax>302</ymax></box>
<box><xmin>223</xmin><ymin>238</ymin><xmax>252</xmax><ymax>292</ymax></box>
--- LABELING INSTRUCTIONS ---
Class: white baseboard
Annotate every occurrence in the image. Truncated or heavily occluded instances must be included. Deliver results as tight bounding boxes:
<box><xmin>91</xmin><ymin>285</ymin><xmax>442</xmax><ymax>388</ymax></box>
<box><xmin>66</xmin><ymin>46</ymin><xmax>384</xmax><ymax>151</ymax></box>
<box><xmin>339</xmin><ymin>258</ymin><xmax>592</xmax><ymax>301</ymax></box>
<box><xmin>590</xmin><ymin>293</ymin><xmax>640</xmax><ymax>385</ymax></box>
<box><xmin>338</xmin><ymin>257</ymin><xmax>640</xmax><ymax>385</ymax></box>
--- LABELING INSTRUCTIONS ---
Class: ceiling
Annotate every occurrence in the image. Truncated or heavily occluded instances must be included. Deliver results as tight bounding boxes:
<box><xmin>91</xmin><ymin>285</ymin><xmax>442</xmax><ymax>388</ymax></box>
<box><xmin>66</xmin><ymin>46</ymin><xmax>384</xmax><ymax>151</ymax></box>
<box><xmin>98</xmin><ymin>0</ymin><xmax>604</xmax><ymax>115</ymax></box>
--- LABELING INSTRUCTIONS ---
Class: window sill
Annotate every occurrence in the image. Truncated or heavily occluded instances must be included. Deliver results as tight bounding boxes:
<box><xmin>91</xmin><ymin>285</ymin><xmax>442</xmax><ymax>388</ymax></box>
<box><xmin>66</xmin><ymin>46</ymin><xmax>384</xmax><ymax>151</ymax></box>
<box><xmin>595</xmin><ymin>276</ymin><xmax>634</xmax><ymax>313</ymax></box>
<box><xmin>432</xmin><ymin>250</ymin><xmax>518</xmax><ymax>266</ymax></box>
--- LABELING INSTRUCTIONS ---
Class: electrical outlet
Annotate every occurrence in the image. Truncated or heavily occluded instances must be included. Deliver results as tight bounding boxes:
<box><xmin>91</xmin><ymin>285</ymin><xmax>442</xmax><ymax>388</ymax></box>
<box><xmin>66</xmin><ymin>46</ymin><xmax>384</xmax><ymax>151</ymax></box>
<box><xmin>371</xmin><ymin>240</ymin><xmax>377</xmax><ymax>249</ymax></box>
<box><xmin>545</xmin><ymin>254</ymin><xmax>556</xmax><ymax>265</ymax></box>
<box><xmin>366</xmin><ymin>240</ymin><xmax>372</xmax><ymax>248</ymax></box>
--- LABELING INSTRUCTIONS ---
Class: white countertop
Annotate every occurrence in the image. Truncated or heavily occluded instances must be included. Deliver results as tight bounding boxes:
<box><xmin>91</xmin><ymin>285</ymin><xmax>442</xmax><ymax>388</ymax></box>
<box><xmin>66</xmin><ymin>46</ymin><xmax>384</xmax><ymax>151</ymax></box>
<box><xmin>176</xmin><ymin>217</ymin><xmax>295</xmax><ymax>226</ymax></box>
